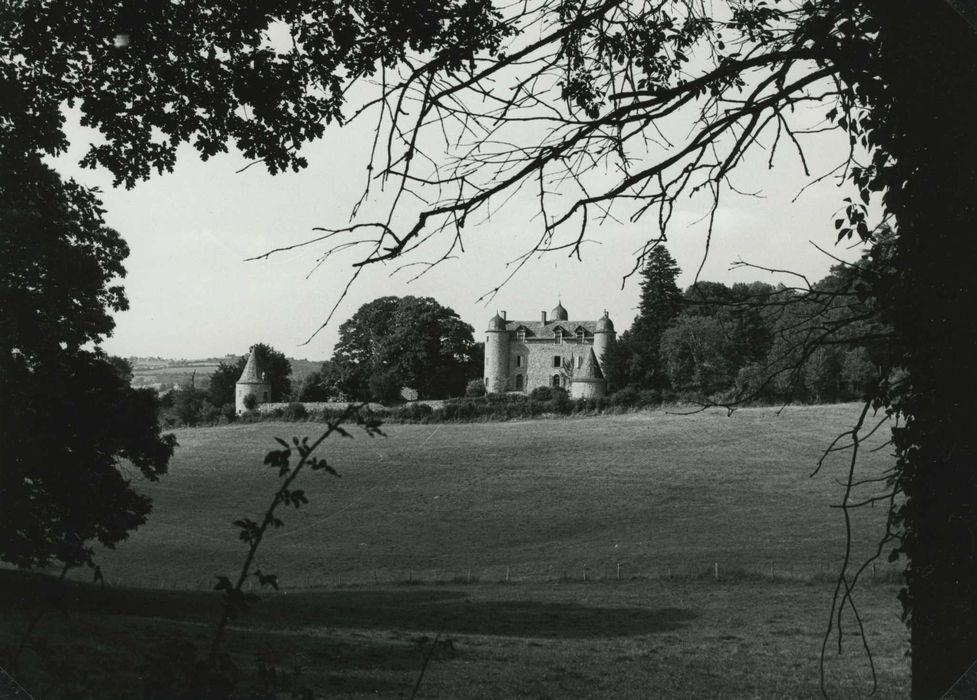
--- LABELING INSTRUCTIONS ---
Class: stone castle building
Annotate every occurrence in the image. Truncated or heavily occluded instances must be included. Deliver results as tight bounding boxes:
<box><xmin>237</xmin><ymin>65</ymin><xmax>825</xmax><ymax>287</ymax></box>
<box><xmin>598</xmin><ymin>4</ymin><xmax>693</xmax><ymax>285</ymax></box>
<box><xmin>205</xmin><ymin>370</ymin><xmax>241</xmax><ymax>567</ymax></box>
<box><xmin>484</xmin><ymin>302</ymin><xmax>615</xmax><ymax>398</ymax></box>
<box><xmin>235</xmin><ymin>346</ymin><xmax>270</xmax><ymax>413</ymax></box>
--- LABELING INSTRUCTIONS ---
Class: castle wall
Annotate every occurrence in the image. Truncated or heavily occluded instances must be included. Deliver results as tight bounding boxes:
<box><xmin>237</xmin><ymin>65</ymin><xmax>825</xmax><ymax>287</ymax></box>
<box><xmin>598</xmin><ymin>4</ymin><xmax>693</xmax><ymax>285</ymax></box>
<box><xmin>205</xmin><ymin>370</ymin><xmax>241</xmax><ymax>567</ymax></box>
<box><xmin>508</xmin><ymin>340</ymin><xmax>594</xmax><ymax>393</ymax></box>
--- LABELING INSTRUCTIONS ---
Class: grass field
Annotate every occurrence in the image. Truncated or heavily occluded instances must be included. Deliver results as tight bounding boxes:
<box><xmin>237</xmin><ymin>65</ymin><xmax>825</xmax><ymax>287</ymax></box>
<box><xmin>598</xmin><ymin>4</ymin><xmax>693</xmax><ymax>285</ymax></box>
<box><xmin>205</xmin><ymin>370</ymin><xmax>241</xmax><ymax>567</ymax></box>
<box><xmin>1</xmin><ymin>404</ymin><xmax>910</xmax><ymax>698</ymax></box>
<box><xmin>93</xmin><ymin>403</ymin><xmax>899</xmax><ymax>588</ymax></box>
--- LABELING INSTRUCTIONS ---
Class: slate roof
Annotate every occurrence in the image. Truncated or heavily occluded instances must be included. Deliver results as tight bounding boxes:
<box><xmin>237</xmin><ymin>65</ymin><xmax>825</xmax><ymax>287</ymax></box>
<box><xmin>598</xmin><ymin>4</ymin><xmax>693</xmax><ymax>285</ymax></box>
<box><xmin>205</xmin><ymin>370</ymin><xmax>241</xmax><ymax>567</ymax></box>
<box><xmin>237</xmin><ymin>348</ymin><xmax>265</xmax><ymax>384</ymax></box>
<box><xmin>505</xmin><ymin>320</ymin><xmax>598</xmax><ymax>339</ymax></box>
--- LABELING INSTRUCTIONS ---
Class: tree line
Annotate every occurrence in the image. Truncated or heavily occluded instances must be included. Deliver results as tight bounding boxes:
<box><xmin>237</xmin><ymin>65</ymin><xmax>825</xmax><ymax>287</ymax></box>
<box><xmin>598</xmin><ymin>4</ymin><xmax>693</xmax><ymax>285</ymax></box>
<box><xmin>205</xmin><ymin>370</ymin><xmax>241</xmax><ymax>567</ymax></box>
<box><xmin>604</xmin><ymin>246</ymin><xmax>885</xmax><ymax>407</ymax></box>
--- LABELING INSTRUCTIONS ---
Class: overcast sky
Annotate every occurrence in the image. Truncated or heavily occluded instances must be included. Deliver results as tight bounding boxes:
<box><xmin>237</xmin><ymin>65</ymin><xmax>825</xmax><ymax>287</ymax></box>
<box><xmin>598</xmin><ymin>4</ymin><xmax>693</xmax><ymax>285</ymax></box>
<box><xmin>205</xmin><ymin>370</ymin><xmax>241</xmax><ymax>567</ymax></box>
<box><xmin>50</xmin><ymin>98</ymin><xmax>859</xmax><ymax>362</ymax></box>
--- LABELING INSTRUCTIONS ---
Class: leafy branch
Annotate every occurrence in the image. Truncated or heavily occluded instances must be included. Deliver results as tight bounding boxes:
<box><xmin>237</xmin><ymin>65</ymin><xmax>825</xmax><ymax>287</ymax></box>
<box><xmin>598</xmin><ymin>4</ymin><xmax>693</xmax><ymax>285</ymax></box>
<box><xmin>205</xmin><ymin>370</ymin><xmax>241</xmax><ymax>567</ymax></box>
<box><xmin>208</xmin><ymin>404</ymin><xmax>385</xmax><ymax>663</ymax></box>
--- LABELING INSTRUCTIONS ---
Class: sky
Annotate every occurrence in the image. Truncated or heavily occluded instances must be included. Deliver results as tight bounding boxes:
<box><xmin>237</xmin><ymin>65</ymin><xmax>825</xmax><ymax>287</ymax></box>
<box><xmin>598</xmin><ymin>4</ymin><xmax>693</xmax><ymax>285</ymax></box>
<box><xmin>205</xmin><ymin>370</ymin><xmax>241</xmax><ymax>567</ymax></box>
<box><xmin>49</xmin><ymin>94</ymin><xmax>860</xmax><ymax>362</ymax></box>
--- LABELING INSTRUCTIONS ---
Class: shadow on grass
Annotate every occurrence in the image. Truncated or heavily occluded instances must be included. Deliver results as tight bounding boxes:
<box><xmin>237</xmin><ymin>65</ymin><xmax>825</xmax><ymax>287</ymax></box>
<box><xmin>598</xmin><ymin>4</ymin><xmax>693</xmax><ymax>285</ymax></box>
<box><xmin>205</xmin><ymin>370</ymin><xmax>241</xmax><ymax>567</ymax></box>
<box><xmin>260</xmin><ymin>590</ymin><xmax>696</xmax><ymax>638</ymax></box>
<box><xmin>0</xmin><ymin>571</ymin><xmax>695</xmax><ymax>639</ymax></box>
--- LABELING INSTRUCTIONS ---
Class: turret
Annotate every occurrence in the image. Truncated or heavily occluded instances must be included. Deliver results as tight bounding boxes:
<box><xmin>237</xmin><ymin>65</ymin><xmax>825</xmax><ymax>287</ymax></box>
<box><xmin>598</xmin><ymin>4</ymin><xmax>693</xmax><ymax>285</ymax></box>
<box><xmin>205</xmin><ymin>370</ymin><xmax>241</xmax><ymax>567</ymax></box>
<box><xmin>570</xmin><ymin>348</ymin><xmax>606</xmax><ymax>399</ymax></box>
<box><xmin>593</xmin><ymin>310</ymin><xmax>616</xmax><ymax>369</ymax></box>
<box><xmin>484</xmin><ymin>312</ymin><xmax>510</xmax><ymax>393</ymax></box>
<box><xmin>235</xmin><ymin>346</ymin><xmax>271</xmax><ymax>413</ymax></box>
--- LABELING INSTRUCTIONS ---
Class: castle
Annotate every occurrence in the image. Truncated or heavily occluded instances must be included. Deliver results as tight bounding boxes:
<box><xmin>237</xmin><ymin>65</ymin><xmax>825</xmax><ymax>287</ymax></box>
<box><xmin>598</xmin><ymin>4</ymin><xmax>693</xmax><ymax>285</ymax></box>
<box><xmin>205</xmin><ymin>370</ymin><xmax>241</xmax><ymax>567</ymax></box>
<box><xmin>235</xmin><ymin>346</ymin><xmax>270</xmax><ymax>413</ymax></box>
<box><xmin>484</xmin><ymin>302</ymin><xmax>615</xmax><ymax>398</ymax></box>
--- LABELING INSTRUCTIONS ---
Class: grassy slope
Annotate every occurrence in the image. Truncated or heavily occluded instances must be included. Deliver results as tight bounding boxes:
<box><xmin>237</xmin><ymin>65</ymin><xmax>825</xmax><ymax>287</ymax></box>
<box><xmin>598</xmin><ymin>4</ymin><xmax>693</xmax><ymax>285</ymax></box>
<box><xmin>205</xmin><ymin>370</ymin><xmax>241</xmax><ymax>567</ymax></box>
<box><xmin>2</xmin><ymin>405</ymin><xmax>908</xmax><ymax>698</ymax></box>
<box><xmin>96</xmin><ymin>404</ymin><xmax>897</xmax><ymax>588</ymax></box>
<box><xmin>1</xmin><ymin>573</ymin><xmax>907</xmax><ymax>699</ymax></box>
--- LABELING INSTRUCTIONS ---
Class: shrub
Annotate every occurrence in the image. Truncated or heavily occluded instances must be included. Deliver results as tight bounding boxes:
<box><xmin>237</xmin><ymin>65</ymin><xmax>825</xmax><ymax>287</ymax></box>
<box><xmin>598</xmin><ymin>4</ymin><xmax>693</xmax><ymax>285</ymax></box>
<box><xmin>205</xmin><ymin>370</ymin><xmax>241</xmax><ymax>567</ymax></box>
<box><xmin>218</xmin><ymin>403</ymin><xmax>236</xmax><ymax>421</ymax></box>
<box><xmin>529</xmin><ymin>385</ymin><xmax>554</xmax><ymax>401</ymax></box>
<box><xmin>465</xmin><ymin>379</ymin><xmax>486</xmax><ymax>397</ymax></box>
<box><xmin>284</xmin><ymin>402</ymin><xmax>308</xmax><ymax>420</ymax></box>
<box><xmin>610</xmin><ymin>386</ymin><xmax>639</xmax><ymax>407</ymax></box>
<box><xmin>637</xmin><ymin>389</ymin><xmax>662</xmax><ymax>407</ymax></box>
<box><xmin>243</xmin><ymin>394</ymin><xmax>258</xmax><ymax>411</ymax></box>
<box><xmin>396</xmin><ymin>403</ymin><xmax>434</xmax><ymax>422</ymax></box>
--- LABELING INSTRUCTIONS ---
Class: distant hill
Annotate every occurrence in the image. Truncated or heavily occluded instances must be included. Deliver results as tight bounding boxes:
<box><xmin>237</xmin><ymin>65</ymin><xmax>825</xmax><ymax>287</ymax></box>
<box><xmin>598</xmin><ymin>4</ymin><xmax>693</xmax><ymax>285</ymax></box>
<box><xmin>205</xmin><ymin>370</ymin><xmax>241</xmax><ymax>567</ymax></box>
<box><xmin>128</xmin><ymin>355</ymin><xmax>324</xmax><ymax>394</ymax></box>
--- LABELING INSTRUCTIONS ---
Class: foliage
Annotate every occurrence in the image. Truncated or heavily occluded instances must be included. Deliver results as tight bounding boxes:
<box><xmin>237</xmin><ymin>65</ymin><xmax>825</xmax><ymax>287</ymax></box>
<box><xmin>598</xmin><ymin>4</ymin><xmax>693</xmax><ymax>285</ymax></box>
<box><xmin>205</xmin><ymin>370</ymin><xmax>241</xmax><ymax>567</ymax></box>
<box><xmin>208</xmin><ymin>360</ymin><xmax>243</xmax><ymax>408</ymax></box>
<box><xmin>0</xmin><ymin>0</ymin><xmax>512</xmax><ymax>188</ymax></box>
<box><xmin>334</xmin><ymin>296</ymin><xmax>479</xmax><ymax>400</ymax></box>
<box><xmin>0</xmin><ymin>157</ymin><xmax>175</xmax><ymax>570</ymax></box>
<box><xmin>608</xmin><ymin>247</ymin><xmax>683</xmax><ymax>390</ymax></box>
<box><xmin>465</xmin><ymin>378</ymin><xmax>486</xmax><ymax>398</ymax></box>
<box><xmin>297</xmin><ymin>362</ymin><xmax>345</xmax><ymax>402</ymax></box>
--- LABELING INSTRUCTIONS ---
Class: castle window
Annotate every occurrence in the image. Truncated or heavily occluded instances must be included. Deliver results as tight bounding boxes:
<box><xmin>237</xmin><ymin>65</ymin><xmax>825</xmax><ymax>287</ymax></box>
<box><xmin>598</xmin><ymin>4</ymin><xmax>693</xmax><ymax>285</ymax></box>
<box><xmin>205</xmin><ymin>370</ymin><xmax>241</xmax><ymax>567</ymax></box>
<box><xmin>553</xmin><ymin>356</ymin><xmax>561</xmax><ymax>368</ymax></box>
<box><xmin>515</xmin><ymin>374</ymin><xmax>524</xmax><ymax>390</ymax></box>
<box><xmin>515</xmin><ymin>355</ymin><xmax>523</xmax><ymax>368</ymax></box>
<box><xmin>552</xmin><ymin>375</ymin><xmax>561</xmax><ymax>388</ymax></box>
<box><xmin>576</xmin><ymin>355</ymin><xmax>583</xmax><ymax>369</ymax></box>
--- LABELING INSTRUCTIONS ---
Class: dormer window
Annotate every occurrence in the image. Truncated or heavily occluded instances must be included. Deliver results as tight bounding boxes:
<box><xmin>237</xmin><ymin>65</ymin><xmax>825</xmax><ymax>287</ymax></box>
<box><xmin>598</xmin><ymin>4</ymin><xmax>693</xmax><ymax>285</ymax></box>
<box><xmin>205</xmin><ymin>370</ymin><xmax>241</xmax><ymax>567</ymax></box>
<box><xmin>577</xmin><ymin>328</ymin><xmax>585</xmax><ymax>343</ymax></box>
<box><xmin>517</xmin><ymin>328</ymin><xmax>526</xmax><ymax>342</ymax></box>
<box><xmin>555</xmin><ymin>328</ymin><xmax>563</xmax><ymax>344</ymax></box>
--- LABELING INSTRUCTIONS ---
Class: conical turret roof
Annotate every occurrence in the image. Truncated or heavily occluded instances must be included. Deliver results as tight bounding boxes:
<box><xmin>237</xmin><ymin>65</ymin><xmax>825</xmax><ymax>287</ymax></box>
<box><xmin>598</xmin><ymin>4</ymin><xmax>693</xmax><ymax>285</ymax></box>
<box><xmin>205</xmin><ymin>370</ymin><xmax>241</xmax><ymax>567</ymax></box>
<box><xmin>488</xmin><ymin>313</ymin><xmax>506</xmax><ymax>331</ymax></box>
<box><xmin>596</xmin><ymin>310</ymin><xmax>614</xmax><ymax>332</ymax></box>
<box><xmin>237</xmin><ymin>347</ymin><xmax>264</xmax><ymax>384</ymax></box>
<box><xmin>575</xmin><ymin>348</ymin><xmax>604</xmax><ymax>381</ymax></box>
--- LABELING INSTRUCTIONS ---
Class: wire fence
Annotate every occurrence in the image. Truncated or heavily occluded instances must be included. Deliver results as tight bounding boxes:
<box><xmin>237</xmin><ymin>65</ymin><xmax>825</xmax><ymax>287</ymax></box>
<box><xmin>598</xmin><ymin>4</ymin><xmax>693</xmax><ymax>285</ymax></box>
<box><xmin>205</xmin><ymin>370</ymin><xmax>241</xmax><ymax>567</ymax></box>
<box><xmin>112</xmin><ymin>559</ymin><xmax>905</xmax><ymax>592</ymax></box>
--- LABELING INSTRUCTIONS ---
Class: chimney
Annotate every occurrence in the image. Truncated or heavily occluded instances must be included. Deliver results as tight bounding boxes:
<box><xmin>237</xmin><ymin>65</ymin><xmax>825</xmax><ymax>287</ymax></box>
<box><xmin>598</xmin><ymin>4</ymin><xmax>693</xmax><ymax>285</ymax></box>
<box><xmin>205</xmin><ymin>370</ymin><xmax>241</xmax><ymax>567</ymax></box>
<box><xmin>500</xmin><ymin>310</ymin><xmax>506</xmax><ymax>320</ymax></box>
<box><xmin>541</xmin><ymin>311</ymin><xmax>547</xmax><ymax>323</ymax></box>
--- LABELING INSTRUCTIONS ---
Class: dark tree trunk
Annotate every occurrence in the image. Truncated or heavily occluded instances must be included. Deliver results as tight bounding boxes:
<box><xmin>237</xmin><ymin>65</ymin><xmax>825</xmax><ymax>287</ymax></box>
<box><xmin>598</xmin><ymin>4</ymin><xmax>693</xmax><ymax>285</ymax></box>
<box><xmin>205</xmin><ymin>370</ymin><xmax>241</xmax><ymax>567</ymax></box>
<box><xmin>874</xmin><ymin>2</ymin><xmax>977</xmax><ymax>697</ymax></box>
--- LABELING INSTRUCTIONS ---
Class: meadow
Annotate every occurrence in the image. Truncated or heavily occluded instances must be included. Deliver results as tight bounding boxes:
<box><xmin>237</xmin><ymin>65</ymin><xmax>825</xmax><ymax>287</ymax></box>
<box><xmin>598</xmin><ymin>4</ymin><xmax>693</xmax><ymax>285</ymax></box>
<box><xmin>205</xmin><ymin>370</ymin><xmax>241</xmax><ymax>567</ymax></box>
<box><xmin>1</xmin><ymin>404</ymin><xmax>909</xmax><ymax>698</ymax></box>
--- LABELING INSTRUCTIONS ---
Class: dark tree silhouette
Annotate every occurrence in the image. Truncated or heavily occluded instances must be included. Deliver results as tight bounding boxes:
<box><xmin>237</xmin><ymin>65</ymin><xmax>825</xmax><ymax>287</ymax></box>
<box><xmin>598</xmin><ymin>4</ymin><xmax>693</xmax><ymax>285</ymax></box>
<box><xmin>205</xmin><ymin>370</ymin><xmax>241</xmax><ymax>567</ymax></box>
<box><xmin>4</xmin><ymin>1</ymin><xmax>977</xmax><ymax>694</ymax></box>
<box><xmin>0</xmin><ymin>157</ymin><xmax>175</xmax><ymax>570</ymax></box>
<box><xmin>608</xmin><ymin>247</ymin><xmax>684</xmax><ymax>390</ymax></box>
<box><xmin>334</xmin><ymin>296</ymin><xmax>479</xmax><ymax>400</ymax></box>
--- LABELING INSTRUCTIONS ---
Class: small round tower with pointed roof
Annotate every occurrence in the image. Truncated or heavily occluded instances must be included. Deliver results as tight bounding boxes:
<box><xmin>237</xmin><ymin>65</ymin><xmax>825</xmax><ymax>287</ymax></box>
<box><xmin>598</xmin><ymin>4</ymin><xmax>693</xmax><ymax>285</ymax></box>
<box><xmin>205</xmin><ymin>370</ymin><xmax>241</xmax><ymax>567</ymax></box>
<box><xmin>571</xmin><ymin>348</ymin><xmax>606</xmax><ymax>399</ymax></box>
<box><xmin>593</xmin><ymin>310</ymin><xmax>616</xmax><ymax>370</ymax></box>
<box><xmin>484</xmin><ymin>312</ymin><xmax>510</xmax><ymax>394</ymax></box>
<box><xmin>235</xmin><ymin>346</ymin><xmax>271</xmax><ymax>414</ymax></box>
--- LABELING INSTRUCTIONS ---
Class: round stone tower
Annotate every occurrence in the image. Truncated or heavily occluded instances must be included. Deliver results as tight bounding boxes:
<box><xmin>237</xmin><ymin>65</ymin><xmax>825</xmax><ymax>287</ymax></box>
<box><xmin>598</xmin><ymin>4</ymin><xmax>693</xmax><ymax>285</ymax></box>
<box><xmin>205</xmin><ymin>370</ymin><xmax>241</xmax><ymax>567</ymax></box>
<box><xmin>593</xmin><ymin>311</ymin><xmax>616</xmax><ymax>370</ymax></box>
<box><xmin>235</xmin><ymin>346</ymin><xmax>271</xmax><ymax>414</ymax></box>
<box><xmin>571</xmin><ymin>348</ymin><xmax>606</xmax><ymax>399</ymax></box>
<box><xmin>484</xmin><ymin>313</ymin><xmax>509</xmax><ymax>394</ymax></box>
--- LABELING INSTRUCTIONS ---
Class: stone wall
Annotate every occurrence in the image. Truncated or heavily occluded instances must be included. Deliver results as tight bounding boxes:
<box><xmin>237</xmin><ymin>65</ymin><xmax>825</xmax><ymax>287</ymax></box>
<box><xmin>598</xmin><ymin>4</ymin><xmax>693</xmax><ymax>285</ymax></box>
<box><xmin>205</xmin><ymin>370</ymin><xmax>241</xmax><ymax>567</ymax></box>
<box><xmin>508</xmin><ymin>339</ymin><xmax>594</xmax><ymax>392</ymax></box>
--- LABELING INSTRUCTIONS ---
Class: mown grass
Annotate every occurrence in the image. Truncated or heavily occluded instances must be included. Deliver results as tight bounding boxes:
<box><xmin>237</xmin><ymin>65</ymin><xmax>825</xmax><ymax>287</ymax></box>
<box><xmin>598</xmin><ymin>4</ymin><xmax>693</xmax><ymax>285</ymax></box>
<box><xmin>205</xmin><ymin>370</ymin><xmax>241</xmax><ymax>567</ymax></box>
<box><xmin>91</xmin><ymin>404</ymin><xmax>898</xmax><ymax>589</ymax></box>
<box><xmin>1</xmin><ymin>570</ymin><xmax>907</xmax><ymax>699</ymax></box>
<box><xmin>2</xmin><ymin>404</ymin><xmax>909</xmax><ymax>698</ymax></box>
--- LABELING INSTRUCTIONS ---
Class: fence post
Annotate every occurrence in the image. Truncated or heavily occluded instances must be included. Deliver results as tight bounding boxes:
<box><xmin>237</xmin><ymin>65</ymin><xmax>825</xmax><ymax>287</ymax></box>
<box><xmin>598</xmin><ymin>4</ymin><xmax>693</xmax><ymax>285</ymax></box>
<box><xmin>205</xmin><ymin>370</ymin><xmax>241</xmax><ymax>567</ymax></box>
<box><xmin>409</xmin><ymin>568</ymin><xmax>413</xmax><ymax>584</ymax></box>
<box><xmin>770</xmin><ymin>561</ymin><xmax>775</xmax><ymax>582</ymax></box>
<box><xmin>666</xmin><ymin>567</ymin><xmax>671</xmax><ymax>581</ymax></box>
<box><xmin>617</xmin><ymin>562</ymin><xmax>622</xmax><ymax>581</ymax></box>
<box><xmin>714</xmin><ymin>562</ymin><xmax>719</xmax><ymax>581</ymax></box>
<box><xmin>374</xmin><ymin>570</ymin><xmax>378</xmax><ymax>585</ymax></box>
<box><xmin>506</xmin><ymin>567</ymin><xmax>510</xmax><ymax>584</ymax></box>
<box><xmin>583</xmin><ymin>566</ymin><xmax>588</xmax><ymax>582</ymax></box>
<box><xmin>467</xmin><ymin>568</ymin><xmax>472</xmax><ymax>584</ymax></box>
